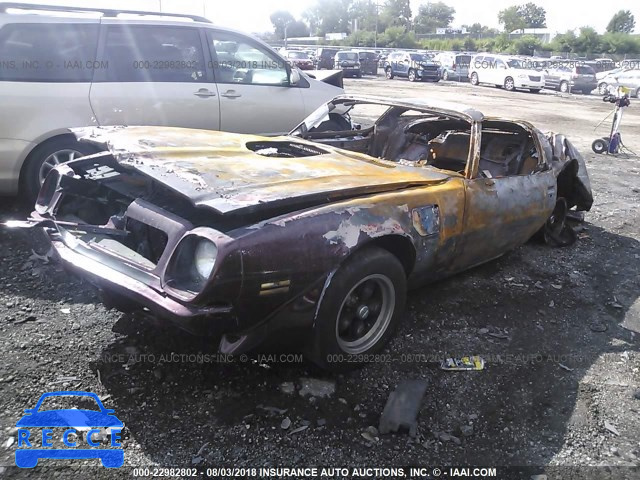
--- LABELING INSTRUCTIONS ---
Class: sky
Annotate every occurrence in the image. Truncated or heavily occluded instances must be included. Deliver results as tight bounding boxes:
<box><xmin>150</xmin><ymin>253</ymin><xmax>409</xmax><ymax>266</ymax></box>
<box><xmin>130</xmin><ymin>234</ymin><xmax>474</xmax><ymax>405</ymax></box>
<box><xmin>10</xmin><ymin>0</ymin><xmax>639</xmax><ymax>35</ymax></box>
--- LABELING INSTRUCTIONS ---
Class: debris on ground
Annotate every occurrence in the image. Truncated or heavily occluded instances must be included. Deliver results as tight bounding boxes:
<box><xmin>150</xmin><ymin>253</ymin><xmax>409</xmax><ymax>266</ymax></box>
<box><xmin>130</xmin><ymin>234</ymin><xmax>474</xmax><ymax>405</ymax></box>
<box><xmin>298</xmin><ymin>378</ymin><xmax>335</xmax><ymax>398</ymax></box>
<box><xmin>604</xmin><ymin>420</ymin><xmax>620</xmax><ymax>436</ymax></box>
<box><xmin>379</xmin><ymin>379</ymin><xmax>428</xmax><ymax>437</ymax></box>
<box><xmin>441</xmin><ymin>356</ymin><xmax>485</xmax><ymax>371</ymax></box>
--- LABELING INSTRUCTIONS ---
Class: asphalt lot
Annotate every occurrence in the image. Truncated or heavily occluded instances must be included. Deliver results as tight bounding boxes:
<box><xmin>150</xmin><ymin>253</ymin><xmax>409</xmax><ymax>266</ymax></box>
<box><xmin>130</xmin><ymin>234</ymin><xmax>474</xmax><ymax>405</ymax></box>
<box><xmin>0</xmin><ymin>74</ymin><xmax>639</xmax><ymax>479</ymax></box>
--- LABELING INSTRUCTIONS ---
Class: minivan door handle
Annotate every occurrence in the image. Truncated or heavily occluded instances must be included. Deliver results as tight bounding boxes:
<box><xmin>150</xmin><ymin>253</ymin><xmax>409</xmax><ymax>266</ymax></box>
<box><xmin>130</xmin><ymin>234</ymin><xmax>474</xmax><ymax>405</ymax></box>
<box><xmin>221</xmin><ymin>90</ymin><xmax>242</xmax><ymax>99</ymax></box>
<box><xmin>193</xmin><ymin>88</ymin><xmax>216</xmax><ymax>98</ymax></box>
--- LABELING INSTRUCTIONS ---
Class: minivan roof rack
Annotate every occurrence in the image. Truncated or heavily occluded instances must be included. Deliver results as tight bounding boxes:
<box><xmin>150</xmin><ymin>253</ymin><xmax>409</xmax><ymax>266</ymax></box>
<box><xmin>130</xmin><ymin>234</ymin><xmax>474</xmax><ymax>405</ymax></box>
<box><xmin>0</xmin><ymin>2</ymin><xmax>211</xmax><ymax>23</ymax></box>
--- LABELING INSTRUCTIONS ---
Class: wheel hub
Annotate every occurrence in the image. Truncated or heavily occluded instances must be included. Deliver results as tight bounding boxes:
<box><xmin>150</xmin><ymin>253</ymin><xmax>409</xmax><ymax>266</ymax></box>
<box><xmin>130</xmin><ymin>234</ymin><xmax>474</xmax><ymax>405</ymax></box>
<box><xmin>357</xmin><ymin>305</ymin><xmax>370</xmax><ymax>320</ymax></box>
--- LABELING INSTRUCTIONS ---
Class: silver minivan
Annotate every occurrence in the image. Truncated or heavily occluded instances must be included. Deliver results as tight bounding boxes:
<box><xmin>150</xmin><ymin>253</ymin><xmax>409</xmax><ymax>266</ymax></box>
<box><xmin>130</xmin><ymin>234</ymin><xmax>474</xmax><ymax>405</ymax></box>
<box><xmin>0</xmin><ymin>3</ymin><xmax>343</xmax><ymax>200</ymax></box>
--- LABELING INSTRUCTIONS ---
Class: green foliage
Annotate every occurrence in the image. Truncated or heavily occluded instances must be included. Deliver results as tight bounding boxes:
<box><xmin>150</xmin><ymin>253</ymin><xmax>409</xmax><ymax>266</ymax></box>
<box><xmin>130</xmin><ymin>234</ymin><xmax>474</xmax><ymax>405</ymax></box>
<box><xmin>414</xmin><ymin>2</ymin><xmax>455</xmax><ymax>34</ymax></box>
<box><xmin>498</xmin><ymin>2</ymin><xmax>546</xmax><ymax>32</ymax></box>
<box><xmin>606</xmin><ymin>10</ymin><xmax>636</xmax><ymax>34</ymax></box>
<box><xmin>511</xmin><ymin>35</ymin><xmax>542</xmax><ymax>55</ymax></box>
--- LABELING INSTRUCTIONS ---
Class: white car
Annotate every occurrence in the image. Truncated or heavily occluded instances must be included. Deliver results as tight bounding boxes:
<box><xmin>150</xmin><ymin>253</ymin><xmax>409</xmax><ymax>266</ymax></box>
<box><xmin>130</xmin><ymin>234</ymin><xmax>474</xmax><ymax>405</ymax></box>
<box><xmin>0</xmin><ymin>3</ymin><xmax>343</xmax><ymax>201</ymax></box>
<box><xmin>469</xmin><ymin>54</ymin><xmax>544</xmax><ymax>93</ymax></box>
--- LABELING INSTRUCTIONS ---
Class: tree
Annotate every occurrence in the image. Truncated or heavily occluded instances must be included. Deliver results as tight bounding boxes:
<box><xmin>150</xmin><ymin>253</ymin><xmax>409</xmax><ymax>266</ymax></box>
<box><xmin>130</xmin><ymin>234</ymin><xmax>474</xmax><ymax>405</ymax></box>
<box><xmin>573</xmin><ymin>26</ymin><xmax>601</xmax><ymax>54</ymax></box>
<box><xmin>606</xmin><ymin>10</ymin><xmax>636</xmax><ymax>34</ymax></box>
<box><xmin>380</xmin><ymin>0</ymin><xmax>412</xmax><ymax>31</ymax></box>
<box><xmin>498</xmin><ymin>3</ymin><xmax>546</xmax><ymax>32</ymax></box>
<box><xmin>498</xmin><ymin>6</ymin><xmax>525</xmax><ymax>33</ymax></box>
<box><xmin>303</xmin><ymin>0</ymin><xmax>353</xmax><ymax>36</ymax></box>
<box><xmin>519</xmin><ymin>2</ymin><xmax>546</xmax><ymax>28</ymax></box>
<box><xmin>350</xmin><ymin>0</ymin><xmax>378</xmax><ymax>32</ymax></box>
<box><xmin>414</xmin><ymin>2</ymin><xmax>455</xmax><ymax>34</ymax></box>
<box><xmin>270</xmin><ymin>10</ymin><xmax>295</xmax><ymax>39</ymax></box>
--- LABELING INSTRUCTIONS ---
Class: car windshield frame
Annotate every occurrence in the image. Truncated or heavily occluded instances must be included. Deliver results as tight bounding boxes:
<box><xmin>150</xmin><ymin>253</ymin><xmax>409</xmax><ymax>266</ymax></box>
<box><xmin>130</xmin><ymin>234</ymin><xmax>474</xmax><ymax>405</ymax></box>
<box><xmin>506</xmin><ymin>59</ymin><xmax>526</xmax><ymax>69</ymax></box>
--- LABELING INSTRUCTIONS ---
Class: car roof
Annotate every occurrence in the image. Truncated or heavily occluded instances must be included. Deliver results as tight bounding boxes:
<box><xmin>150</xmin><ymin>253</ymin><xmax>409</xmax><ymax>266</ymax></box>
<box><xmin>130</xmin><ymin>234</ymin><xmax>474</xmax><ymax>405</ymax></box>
<box><xmin>331</xmin><ymin>94</ymin><xmax>483</xmax><ymax>123</ymax></box>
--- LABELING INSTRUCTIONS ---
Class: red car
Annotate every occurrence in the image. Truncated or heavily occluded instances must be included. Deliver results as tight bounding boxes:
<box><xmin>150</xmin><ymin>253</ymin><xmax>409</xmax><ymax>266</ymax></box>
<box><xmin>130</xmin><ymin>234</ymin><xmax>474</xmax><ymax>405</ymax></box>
<box><xmin>286</xmin><ymin>51</ymin><xmax>314</xmax><ymax>70</ymax></box>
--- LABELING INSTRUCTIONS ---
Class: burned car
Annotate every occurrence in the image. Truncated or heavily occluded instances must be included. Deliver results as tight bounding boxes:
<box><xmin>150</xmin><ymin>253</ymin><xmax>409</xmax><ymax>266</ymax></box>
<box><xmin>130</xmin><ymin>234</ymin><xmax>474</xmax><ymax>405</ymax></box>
<box><xmin>9</xmin><ymin>95</ymin><xmax>592</xmax><ymax>370</ymax></box>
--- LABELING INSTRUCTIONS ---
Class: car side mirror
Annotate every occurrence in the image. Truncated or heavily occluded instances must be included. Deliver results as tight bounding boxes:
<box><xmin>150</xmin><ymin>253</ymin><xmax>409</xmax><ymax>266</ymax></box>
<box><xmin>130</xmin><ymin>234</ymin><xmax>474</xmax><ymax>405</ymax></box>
<box><xmin>289</xmin><ymin>69</ymin><xmax>301</xmax><ymax>86</ymax></box>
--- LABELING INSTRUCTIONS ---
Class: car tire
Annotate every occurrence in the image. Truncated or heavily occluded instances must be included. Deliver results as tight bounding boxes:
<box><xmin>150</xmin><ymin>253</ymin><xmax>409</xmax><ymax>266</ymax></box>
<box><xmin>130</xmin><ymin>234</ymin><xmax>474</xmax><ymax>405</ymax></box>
<box><xmin>385</xmin><ymin>67</ymin><xmax>394</xmax><ymax>79</ymax></box>
<box><xmin>22</xmin><ymin>137</ymin><xmax>97</xmax><ymax>205</ymax></box>
<box><xmin>504</xmin><ymin>76</ymin><xmax>515</xmax><ymax>91</ymax></box>
<box><xmin>308</xmin><ymin>247</ymin><xmax>407</xmax><ymax>371</ymax></box>
<box><xmin>442</xmin><ymin>70</ymin><xmax>449</xmax><ymax>81</ymax></box>
<box><xmin>530</xmin><ymin>88</ymin><xmax>541</xmax><ymax>93</ymax></box>
<box><xmin>408</xmin><ymin>68</ymin><xmax>417</xmax><ymax>82</ymax></box>
<box><xmin>470</xmin><ymin>72</ymin><xmax>479</xmax><ymax>85</ymax></box>
<box><xmin>592</xmin><ymin>138</ymin><xmax>608</xmax><ymax>154</ymax></box>
<box><xmin>598</xmin><ymin>82</ymin><xmax>608</xmax><ymax>95</ymax></box>
<box><xmin>559</xmin><ymin>81</ymin><xmax>569</xmax><ymax>93</ymax></box>
<box><xmin>636</xmin><ymin>87</ymin><xmax>640</xmax><ymax>99</ymax></box>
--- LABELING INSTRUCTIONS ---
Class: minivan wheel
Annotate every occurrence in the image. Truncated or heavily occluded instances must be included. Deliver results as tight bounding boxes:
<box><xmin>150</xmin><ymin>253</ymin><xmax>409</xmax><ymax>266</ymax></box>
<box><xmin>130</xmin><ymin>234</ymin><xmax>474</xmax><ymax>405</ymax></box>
<box><xmin>560</xmin><ymin>81</ymin><xmax>569</xmax><ymax>93</ymax></box>
<box><xmin>408</xmin><ymin>68</ymin><xmax>417</xmax><ymax>82</ymax></box>
<box><xmin>470</xmin><ymin>72</ymin><xmax>479</xmax><ymax>85</ymax></box>
<box><xmin>308</xmin><ymin>247</ymin><xmax>406</xmax><ymax>371</ymax></box>
<box><xmin>504</xmin><ymin>76</ymin><xmax>515</xmax><ymax>91</ymax></box>
<box><xmin>442</xmin><ymin>70</ymin><xmax>449</xmax><ymax>81</ymax></box>
<box><xmin>598</xmin><ymin>82</ymin><xmax>608</xmax><ymax>95</ymax></box>
<box><xmin>22</xmin><ymin>137</ymin><xmax>96</xmax><ymax>205</ymax></box>
<box><xmin>385</xmin><ymin>67</ymin><xmax>394</xmax><ymax>79</ymax></box>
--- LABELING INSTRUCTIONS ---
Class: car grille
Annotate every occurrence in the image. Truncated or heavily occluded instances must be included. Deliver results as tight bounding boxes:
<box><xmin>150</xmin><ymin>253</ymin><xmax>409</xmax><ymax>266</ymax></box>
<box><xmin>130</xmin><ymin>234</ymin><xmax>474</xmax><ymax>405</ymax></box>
<box><xmin>124</xmin><ymin>218</ymin><xmax>168</xmax><ymax>265</ymax></box>
<box><xmin>529</xmin><ymin>75</ymin><xmax>541</xmax><ymax>82</ymax></box>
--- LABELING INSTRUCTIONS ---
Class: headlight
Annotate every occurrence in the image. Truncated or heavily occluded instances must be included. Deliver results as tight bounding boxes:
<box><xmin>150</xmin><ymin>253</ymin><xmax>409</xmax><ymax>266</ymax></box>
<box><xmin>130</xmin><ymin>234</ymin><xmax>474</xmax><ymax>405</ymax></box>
<box><xmin>194</xmin><ymin>239</ymin><xmax>217</xmax><ymax>279</ymax></box>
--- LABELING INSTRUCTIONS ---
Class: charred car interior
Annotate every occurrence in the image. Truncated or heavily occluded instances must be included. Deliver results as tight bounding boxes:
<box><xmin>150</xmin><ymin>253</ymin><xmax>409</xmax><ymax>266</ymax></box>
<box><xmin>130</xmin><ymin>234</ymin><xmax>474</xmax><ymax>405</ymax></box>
<box><xmin>8</xmin><ymin>95</ymin><xmax>593</xmax><ymax>370</ymax></box>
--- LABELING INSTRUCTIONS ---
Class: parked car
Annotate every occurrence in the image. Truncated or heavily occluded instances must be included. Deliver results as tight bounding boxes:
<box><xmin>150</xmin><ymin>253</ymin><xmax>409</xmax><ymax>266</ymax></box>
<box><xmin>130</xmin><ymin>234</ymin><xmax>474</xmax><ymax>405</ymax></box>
<box><xmin>0</xmin><ymin>3</ymin><xmax>342</xmax><ymax>202</ymax></box>
<box><xmin>316</xmin><ymin>47</ymin><xmax>339</xmax><ymax>69</ymax></box>
<box><xmin>544</xmin><ymin>64</ymin><xmax>597</xmax><ymax>94</ymax></box>
<box><xmin>284</xmin><ymin>50</ymin><xmax>314</xmax><ymax>70</ymax></box>
<box><xmin>598</xmin><ymin>65</ymin><xmax>640</xmax><ymax>94</ymax></box>
<box><xmin>607</xmin><ymin>69</ymin><xmax>640</xmax><ymax>98</ymax></box>
<box><xmin>469</xmin><ymin>54</ymin><xmax>544</xmax><ymax>92</ymax></box>
<box><xmin>334</xmin><ymin>50</ymin><xmax>361</xmax><ymax>78</ymax></box>
<box><xmin>433</xmin><ymin>52</ymin><xmax>471</xmax><ymax>81</ymax></box>
<box><xmin>357</xmin><ymin>50</ymin><xmax>378</xmax><ymax>75</ymax></box>
<box><xmin>10</xmin><ymin>95</ymin><xmax>592</xmax><ymax>370</ymax></box>
<box><xmin>384</xmin><ymin>51</ymin><xmax>440</xmax><ymax>82</ymax></box>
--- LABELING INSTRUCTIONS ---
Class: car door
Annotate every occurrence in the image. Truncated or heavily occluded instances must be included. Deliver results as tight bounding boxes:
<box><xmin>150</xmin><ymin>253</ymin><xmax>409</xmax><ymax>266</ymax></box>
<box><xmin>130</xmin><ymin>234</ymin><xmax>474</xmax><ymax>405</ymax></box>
<box><xmin>90</xmin><ymin>23</ymin><xmax>220</xmax><ymax>130</ymax></box>
<box><xmin>206</xmin><ymin>30</ymin><xmax>306</xmax><ymax>135</ymax></box>
<box><xmin>453</xmin><ymin>123</ymin><xmax>556</xmax><ymax>269</ymax></box>
<box><xmin>544</xmin><ymin>67</ymin><xmax>560</xmax><ymax>89</ymax></box>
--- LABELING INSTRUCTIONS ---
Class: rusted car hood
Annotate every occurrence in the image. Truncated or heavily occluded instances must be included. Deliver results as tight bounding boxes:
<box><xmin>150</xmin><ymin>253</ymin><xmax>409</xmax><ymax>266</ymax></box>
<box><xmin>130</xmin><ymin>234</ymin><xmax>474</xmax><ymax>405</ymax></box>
<box><xmin>75</xmin><ymin>127</ymin><xmax>450</xmax><ymax>215</ymax></box>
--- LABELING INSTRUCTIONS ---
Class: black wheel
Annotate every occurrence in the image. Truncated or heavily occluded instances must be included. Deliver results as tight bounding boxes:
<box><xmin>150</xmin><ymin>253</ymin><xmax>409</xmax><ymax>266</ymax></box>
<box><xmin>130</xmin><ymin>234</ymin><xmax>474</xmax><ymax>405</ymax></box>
<box><xmin>598</xmin><ymin>82</ymin><xmax>608</xmax><ymax>95</ymax></box>
<box><xmin>408</xmin><ymin>68</ymin><xmax>417</xmax><ymax>82</ymax></box>
<box><xmin>22</xmin><ymin>137</ymin><xmax>96</xmax><ymax>205</ymax></box>
<box><xmin>385</xmin><ymin>67</ymin><xmax>394</xmax><ymax>79</ymax></box>
<box><xmin>559</xmin><ymin>81</ymin><xmax>569</xmax><ymax>93</ymax></box>
<box><xmin>308</xmin><ymin>247</ymin><xmax>406</xmax><ymax>371</ymax></box>
<box><xmin>591</xmin><ymin>138</ymin><xmax>608</xmax><ymax>154</ymax></box>
<box><xmin>442</xmin><ymin>70</ymin><xmax>449</xmax><ymax>81</ymax></box>
<box><xmin>504</xmin><ymin>76</ymin><xmax>515</xmax><ymax>91</ymax></box>
<box><xmin>542</xmin><ymin>198</ymin><xmax>576</xmax><ymax>247</ymax></box>
<box><xmin>470</xmin><ymin>72</ymin><xmax>479</xmax><ymax>85</ymax></box>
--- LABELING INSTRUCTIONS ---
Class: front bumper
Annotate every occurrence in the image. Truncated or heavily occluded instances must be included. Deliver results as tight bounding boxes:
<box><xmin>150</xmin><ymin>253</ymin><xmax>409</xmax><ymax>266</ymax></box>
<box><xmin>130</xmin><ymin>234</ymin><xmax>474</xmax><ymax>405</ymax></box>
<box><xmin>50</xmin><ymin>234</ymin><xmax>236</xmax><ymax>334</ymax></box>
<box><xmin>514</xmin><ymin>77</ymin><xmax>545</xmax><ymax>89</ymax></box>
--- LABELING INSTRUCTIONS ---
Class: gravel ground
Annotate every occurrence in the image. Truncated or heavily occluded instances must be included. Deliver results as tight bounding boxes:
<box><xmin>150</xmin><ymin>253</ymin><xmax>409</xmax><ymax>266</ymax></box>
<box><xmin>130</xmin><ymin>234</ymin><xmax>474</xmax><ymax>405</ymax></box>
<box><xmin>0</xmin><ymin>76</ymin><xmax>639</xmax><ymax>479</ymax></box>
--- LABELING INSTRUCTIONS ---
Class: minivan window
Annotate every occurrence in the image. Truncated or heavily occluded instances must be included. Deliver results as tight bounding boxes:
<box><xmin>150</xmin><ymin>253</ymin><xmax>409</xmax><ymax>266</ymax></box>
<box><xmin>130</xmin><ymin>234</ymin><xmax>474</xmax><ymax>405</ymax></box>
<box><xmin>208</xmin><ymin>32</ymin><xmax>288</xmax><ymax>85</ymax></box>
<box><xmin>0</xmin><ymin>23</ymin><xmax>98</xmax><ymax>82</ymax></box>
<box><xmin>576</xmin><ymin>66</ymin><xmax>595</xmax><ymax>75</ymax></box>
<box><xmin>100</xmin><ymin>25</ymin><xmax>204</xmax><ymax>82</ymax></box>
<box><xmin>337</xmin><ymin>52</ymin><xmax>358</xmax><ymax>61</ymax></box>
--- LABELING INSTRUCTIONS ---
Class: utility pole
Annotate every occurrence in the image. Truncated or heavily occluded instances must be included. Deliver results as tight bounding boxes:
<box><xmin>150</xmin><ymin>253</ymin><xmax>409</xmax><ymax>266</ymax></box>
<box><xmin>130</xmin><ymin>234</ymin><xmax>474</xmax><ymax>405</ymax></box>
<box><xmin>374</xmin><ymin>1</ymin><xmax>378</xmax><ymax>48</ymax></box>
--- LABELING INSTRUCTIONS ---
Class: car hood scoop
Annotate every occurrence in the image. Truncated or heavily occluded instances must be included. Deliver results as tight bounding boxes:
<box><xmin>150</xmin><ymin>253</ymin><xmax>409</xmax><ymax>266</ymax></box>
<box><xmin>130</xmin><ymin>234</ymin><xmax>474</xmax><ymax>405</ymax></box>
<box><xmin>75</xmin><ymin>126</ymin><xmax>450</xmax><ymax>216</ymax></box>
